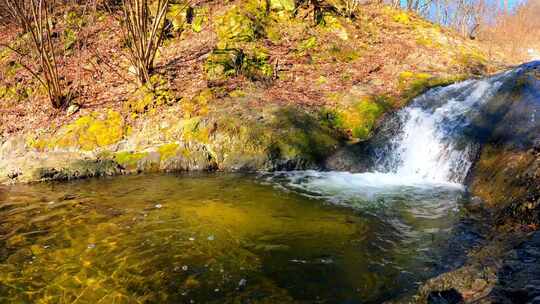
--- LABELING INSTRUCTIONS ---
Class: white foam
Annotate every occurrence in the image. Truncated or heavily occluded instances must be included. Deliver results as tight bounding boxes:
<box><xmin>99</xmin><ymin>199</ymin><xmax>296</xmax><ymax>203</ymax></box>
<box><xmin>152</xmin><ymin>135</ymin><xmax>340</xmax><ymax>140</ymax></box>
<box><xmin>275</xmin><ymin>170</ymin><xmax>462</xmax><ymax>205</ymax></box>
<box><xmin>381</xmin><ymin>77</ymin><xmax>505</xmax><ymax>183</ymax></box>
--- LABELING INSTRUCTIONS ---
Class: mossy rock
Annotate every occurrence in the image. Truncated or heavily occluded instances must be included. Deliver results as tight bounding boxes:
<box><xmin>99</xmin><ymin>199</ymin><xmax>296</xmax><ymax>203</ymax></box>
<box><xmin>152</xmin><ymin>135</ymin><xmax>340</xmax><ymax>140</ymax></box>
<box><xmin>215</xmin><ymin>6</ymin><xmax>258</xmax><ymax>44</ymax></box>
<box><xmin>270</xmin><ymin>107</ymin><xmax>342</xmax><ymax>166</ymax></box>
<box><xmin>35</xmin><ymin>159</ymin><xmax>121</xmax><ymax>181</ymax></box>
<box><xmin>204</xmin><ymin>47</ymin><xmax>273</xmax><ymax>81</ymax></box>
<box><xmin>114</xmin><ymin>151</ymin><xmax>148</xmax><ymax>170</ymax></box>
<box><xmin>179</xmin><ymin>117</ymin><xmax>212</xmax><ymax>144</ymax></box>
<box><xmin>398</xmin><ymin>71</ymin><xmax>465</xmax><ymax>102</ymax></box>
<box><xmin>43</xmin><ymin>110</ymin><xmax>126</xmax><ymax>151</ymax></box>
<box><xmin>169</xmin><ymin>5</ymin><xmax>208</xmax><ymax>34</ymax></box>
<box><xmin>158</xmin><ymin>143</ymin><xmax>180</xmax><ymax>161</ymax></box>
<box><xmin>204</xmin><ymin>49</ymin><xmax>244</xmax><ymax>81</ymax></box>
<box><xmin>125</xmin><ymin>75</ymin><xmax>176</xmax><ymax>115</ymax></box>
<box><xmin>322</xmin><ymin>96</ymin><xmax>386</xmax><ymax>140</ymax></box>
<box><xmin>242</xmin><ymin>46</ymin><xmax>274</xmax><ymax>80</ymax></box>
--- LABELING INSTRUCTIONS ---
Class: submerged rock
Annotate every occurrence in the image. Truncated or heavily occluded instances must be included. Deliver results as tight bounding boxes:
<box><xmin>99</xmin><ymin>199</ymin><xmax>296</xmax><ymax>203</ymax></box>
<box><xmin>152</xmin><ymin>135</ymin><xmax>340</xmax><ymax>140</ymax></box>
<box><xmin>427</xmin><ymin>289</ymin><xmax>464</xmax><ymax>304</ymax></box>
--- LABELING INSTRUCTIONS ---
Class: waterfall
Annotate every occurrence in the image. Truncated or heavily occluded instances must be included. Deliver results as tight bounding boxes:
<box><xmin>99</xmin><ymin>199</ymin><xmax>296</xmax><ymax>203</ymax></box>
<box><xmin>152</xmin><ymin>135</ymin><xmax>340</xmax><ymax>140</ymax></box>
<box><xmin>376</xmin><ymin>72</ymin><xmax>513</xmax><ymax>183</ymax></box>
<box><xmin>270</xmin><ymin>67</ymin><xmax>525</xmax><ymax>205</ymax></box>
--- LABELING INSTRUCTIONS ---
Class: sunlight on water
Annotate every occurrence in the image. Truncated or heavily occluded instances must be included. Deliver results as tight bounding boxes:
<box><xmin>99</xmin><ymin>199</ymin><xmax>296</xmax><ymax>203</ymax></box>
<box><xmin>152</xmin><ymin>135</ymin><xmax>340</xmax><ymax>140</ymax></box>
<box><xmin>0</xmin><ymin>174</ymin><xmax>468</xmax><ymax>303</ymax></box>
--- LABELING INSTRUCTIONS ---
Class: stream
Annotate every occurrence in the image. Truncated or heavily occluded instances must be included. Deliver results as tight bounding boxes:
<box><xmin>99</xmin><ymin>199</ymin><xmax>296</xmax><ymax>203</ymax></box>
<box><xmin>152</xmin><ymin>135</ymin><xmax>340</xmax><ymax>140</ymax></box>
<box><xmin>0</xmin><ymin>64</ymin><xmax>534</xmax><ymax>303</ymax></box>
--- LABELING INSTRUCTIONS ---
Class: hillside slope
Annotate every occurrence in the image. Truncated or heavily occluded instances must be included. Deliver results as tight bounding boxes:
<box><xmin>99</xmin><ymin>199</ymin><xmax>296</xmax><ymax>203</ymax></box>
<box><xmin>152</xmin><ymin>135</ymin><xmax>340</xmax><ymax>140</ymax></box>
<box><xmin>0</xmin><ymin>0</ymin><xmax>509</xmax><ymax>183</ymax></box>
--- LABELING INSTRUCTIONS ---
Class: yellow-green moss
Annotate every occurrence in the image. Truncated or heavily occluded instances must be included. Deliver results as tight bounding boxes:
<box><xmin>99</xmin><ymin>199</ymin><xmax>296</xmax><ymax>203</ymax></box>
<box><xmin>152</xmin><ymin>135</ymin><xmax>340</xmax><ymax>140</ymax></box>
<box><xmin>4</xmin><ymin>61</ymin><xmax>22</xmax><ymax>78</ymax></box>
<box><xmin>114</xmin><ymin>151</ymin><xmax>148</xmax><ymax>170</ymax></box>
<box><xmin>64</xmin><ymin>10</ymin><xmax>86</xmax><ymax>28</ymax></box>
<box><xmin>229</xmin><ymin>89</ymin><xmax>246</xmax><ymax>98</ymax></box>
<box><xmin>297</xmin><ymin>36</ymin><xmax>317</xmax><ymax>53</ymax></box>
<box><xmin>126</xmin><ymin>75</ymin><xmax>175</xmax><ymax>115</ymax></box>
<box><xmin>50</xmin><ymin>110</ymin><xmax>125</xmax><ymax>151</ymax></box>
<box><xmin>270</xmin><ymin>0</ymin><xmax>295</xmax><ymax>11</ymax></box>
<box><xmin>27</xmin><ymin>138</ymin><xmax>48</xmax><ymax>152</ymax></box>
<box><xmin>393</xmin><ymin>11</ymin><xmax>411</xmax><ymax>24</ymax></box>
<box><xmin>192</xmin><ymin>7</ymin><xmax>208</xmax><ymax>33</ymax></box>
<box><xmin>265</xmin><ymin>20</ymin><xmax>283</xmax><ymax>43</ymax></box>
<box><xmin>322</xmin><ymin>14</ymin><xmax>348</xmax><ymax>40</ymax></box>
<box><xmin>455</xmin><ymin>47</ymin><xmax>488</xmax><ymax>73</ymax></box>
<box><xmin>242</xmin><ymin>46</ymin><xmax>274</xmax><ymax>79</ymax></box>
<box><xmin>326</xmin><ymin>96</ymin><xmax>386</xmax><ymax>140</ymax></box>
<box><xmin>158</xmin><ymin>143</ymin><xmax>180</xmax><ymax>160</ymax></box>
<box><xmin>168</xmin><ymin>4</ymin><xmax>190</xmax><ymax>32</ymax></box>
<box><xmin>167</xmin><ymin>5</ymin><xmax>207</xmax><ymax>34</ymax></box>
<box><xmin>215</xmin><ymin>6</ymin><xmax>258</xmax><ymax>45</ymax></box>
<box><xmin>398</xmin><ymin>71</ymin><xmax>465</xmax><ymax>102</ymax></box>
<box><xmin>416</xmin><ymin>36</ymin><xmax>443</xmax><ymax>49</ymax></box>
<box><xmin>0</xmin><ymin>86</ymin><xmax>15</xmax><ymax>99</ymax></box>
<box><xmin>0</xmin><ymin>48</ymin><xmax>10</xmax><ymax>63</ymax></box>
<box><xmin>326</xmin><ymin>43</ymin><xmax>360</xmax><ymax>63</ymax></box>
<box><xmin>181</xmin><ymin>117</ymin><xmax>211</xmax><ymax>144</ymax></box>
<box><xmin>181</xmin><ymin>89</ymin><xmax>213</xmax><ymax>118</ymax></box>
<box><xmin>317</xmin><ymin>76</ymin><xmax>328</xmax><ymax>85</ymax></box>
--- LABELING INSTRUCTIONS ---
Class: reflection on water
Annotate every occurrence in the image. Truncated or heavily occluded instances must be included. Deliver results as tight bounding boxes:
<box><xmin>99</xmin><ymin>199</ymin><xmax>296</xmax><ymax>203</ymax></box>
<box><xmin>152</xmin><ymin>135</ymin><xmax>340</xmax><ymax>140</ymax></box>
<box><xmin>0</xmin><ymin>173</ymin><xmax>467</xmax><ymax>303</ymax></box>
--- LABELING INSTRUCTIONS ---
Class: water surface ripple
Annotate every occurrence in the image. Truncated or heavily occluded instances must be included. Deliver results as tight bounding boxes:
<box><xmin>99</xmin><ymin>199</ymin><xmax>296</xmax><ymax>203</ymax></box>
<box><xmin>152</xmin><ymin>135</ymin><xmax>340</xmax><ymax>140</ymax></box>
<box><xmin>0</xmin><ymin>173</ymin><xmax>472</xmax><ymax>303</ymax></box>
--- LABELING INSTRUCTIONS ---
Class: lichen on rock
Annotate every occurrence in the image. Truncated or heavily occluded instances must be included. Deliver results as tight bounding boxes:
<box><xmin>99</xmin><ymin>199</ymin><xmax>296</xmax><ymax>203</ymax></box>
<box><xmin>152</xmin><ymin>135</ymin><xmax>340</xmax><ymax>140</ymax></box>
<box><xmin>30</xmin><ymin>110</ymin><xmax>126</xmax><ymax>152</ymax></box>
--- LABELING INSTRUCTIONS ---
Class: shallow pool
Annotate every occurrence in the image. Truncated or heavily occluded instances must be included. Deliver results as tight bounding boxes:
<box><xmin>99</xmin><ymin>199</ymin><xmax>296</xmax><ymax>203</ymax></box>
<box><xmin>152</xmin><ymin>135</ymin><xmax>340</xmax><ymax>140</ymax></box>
<box><xmin>0</xmin><ymin>173</ymin><xmax>471</xmax><ymax>303</ymax></box>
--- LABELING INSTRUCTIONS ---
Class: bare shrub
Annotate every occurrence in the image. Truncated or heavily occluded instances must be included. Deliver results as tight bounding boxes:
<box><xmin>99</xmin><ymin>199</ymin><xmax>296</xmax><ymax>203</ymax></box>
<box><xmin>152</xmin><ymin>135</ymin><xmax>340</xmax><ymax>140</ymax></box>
<box><xmin>122</xmin><ymin>0</ymin><xmax>170</xmax><ymax>85</ymax></box>
<box><xmin>0</xmin><ymin>0</ymin><xmax>66</xmax><ymax>108</ymax></box>
<box><xmin>0</xmin><ymin>0</ymin><xmax>31</xmax><ymax>31</ymax></box>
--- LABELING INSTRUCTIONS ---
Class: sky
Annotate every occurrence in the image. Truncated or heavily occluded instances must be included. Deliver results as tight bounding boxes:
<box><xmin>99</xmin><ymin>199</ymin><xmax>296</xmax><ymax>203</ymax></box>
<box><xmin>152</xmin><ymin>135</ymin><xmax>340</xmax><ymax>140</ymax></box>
<box><xmin>505</xmin><ymin>0</ymin><xmax>528</xmax><ymax>10</ymax></box>
<box><xmin>399</xmin><ymin>0</ymin><xmax>527</xmax><ymax>13</ymax></box>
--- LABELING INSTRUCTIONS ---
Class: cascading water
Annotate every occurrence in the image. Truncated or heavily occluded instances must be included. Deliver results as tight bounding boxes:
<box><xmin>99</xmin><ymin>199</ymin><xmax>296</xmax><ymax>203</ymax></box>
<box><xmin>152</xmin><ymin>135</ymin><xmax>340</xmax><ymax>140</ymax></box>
<box><xmin>376</xmin><ymin>72</ymin><xmax>511</xmax><ymax>184</ymax></box>
<box><xmin>270</xmin><ymin>67</ymin><xmax>522</xmax><ymax>206</ymax></box>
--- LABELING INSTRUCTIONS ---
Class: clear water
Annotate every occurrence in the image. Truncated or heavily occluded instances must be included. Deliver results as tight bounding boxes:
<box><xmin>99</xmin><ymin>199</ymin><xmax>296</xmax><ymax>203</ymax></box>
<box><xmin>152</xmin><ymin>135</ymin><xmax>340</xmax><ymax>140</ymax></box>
<box><xmin>0</xmin><ymin>173</ymin><xmax>469</xmax><ymax>304</ymax></box>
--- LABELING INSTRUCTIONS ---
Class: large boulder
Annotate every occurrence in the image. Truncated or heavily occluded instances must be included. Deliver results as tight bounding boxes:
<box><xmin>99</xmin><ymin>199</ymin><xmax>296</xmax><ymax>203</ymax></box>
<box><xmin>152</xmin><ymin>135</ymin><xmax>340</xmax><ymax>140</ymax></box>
<box><xmin>467</xmin><ymin>61</ymin><xmax>540</xmax><ymax>226</ymax></box>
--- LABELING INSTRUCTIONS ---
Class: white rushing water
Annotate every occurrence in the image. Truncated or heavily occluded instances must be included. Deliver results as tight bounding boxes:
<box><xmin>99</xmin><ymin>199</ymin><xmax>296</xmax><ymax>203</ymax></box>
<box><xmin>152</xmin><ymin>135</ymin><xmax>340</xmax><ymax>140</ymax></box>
<box><xmin>273</xmin><ymin>69</ymin><xmax>520</xmax><ymax>204</ymax></box>
<box><xmin>379</xmin><ymin>78</ymin><xmax>502</xmax><ymax>183</ymax></box>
